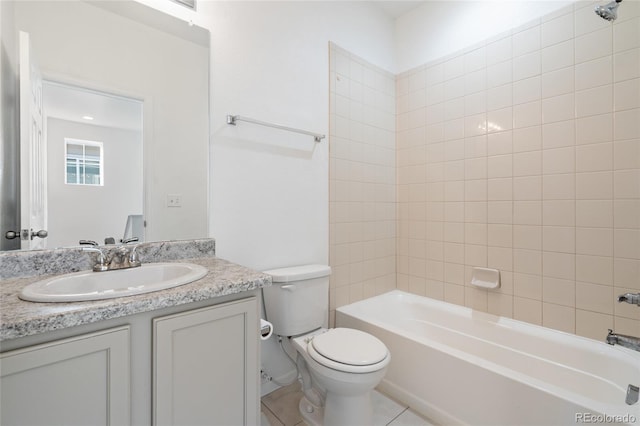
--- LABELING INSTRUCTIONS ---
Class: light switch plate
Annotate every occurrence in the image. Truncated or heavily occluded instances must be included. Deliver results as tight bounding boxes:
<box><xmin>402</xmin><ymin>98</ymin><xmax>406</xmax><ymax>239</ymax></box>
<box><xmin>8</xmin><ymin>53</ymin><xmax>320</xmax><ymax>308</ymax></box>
<box><xmin>167</xmin><ymin>194</ymin><xmax>182</xmax><ymax>207</ymax></box>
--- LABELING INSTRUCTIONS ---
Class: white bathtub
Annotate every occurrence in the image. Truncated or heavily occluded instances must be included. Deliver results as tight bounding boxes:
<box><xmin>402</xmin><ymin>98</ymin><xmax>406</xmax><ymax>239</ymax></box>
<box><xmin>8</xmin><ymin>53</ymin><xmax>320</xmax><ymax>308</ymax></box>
<box><xmin>336</xmin><ymin>290</ymin><xmax>640</xmax><ymax>426</ymax></box>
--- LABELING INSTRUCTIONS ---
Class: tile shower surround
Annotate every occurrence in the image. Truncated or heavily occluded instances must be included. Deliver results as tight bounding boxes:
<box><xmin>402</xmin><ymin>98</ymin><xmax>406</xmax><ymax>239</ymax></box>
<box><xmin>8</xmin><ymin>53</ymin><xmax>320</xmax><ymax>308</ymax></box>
<box><xmin>330</xmin><ymin>1</ymin><xmax>640</xmax><ymax>340</ymax></box>
<box><xmin>329</xmin><ymin>43</ymin><xmax>398</xmax><ymax>324</ymax></box>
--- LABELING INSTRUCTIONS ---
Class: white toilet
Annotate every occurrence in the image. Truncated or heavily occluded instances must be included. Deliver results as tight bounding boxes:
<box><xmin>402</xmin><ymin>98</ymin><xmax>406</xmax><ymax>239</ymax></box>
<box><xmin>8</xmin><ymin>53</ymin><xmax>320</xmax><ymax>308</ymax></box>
<box><xmin>262</xmin><ymin>264</ymin><xmax>390</xmax><ymax>426</ymax></box>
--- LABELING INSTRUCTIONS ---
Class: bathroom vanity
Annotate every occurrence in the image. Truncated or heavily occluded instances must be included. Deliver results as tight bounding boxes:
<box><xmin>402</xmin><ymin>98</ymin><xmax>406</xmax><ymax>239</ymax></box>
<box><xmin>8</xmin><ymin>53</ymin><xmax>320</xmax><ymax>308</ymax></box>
<box><xmin>0</xmin><ymin>239</ymin><xmax>270</xmax><ymax>426</ymax></box>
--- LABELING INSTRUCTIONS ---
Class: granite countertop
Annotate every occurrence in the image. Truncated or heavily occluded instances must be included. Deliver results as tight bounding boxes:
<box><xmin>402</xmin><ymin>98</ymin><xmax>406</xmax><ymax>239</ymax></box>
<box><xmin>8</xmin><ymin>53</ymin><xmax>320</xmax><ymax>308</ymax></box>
<box><xmin>0</xmin><ymin>240</ymin><xmax>271</xmax><ymax>342</ymax></box>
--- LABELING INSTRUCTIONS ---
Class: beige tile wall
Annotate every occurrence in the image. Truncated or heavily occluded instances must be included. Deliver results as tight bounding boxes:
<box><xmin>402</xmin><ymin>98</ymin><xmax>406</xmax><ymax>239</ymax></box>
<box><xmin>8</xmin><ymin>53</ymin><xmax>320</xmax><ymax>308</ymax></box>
<box><xmin>329</xmin><ymin>43</ymin><xmax>397</xmax><ymax>325</ymax></box>
<box><xmin>396</xmin><ymin>1</ymin><xmax>640</xmax><ymax>340</ymax></box>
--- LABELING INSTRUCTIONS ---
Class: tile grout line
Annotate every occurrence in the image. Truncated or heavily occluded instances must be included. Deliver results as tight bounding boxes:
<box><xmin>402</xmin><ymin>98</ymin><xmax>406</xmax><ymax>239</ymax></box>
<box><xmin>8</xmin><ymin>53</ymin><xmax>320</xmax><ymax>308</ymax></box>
<box><xmin>386</xmin><ymin>407</ymin><xmax>410</xmax><ymax>426</ymax></box>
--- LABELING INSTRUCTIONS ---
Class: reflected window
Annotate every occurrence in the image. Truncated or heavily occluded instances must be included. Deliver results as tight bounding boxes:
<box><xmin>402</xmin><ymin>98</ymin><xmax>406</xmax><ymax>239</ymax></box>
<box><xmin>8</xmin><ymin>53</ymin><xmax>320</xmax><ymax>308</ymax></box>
<box><xmin>65</xmin><ymin>138</ymin><xmax>103</xmax><ymax>186</ymax></box>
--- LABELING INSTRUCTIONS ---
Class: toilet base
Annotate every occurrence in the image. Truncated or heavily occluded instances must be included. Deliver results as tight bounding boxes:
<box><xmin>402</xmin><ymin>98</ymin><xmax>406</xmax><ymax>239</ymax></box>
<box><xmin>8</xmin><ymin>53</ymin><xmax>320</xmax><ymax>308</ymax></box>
<box><xmin>298</xmin><ymin>392</ymin><xmax>374</xmax><ymax>426</ymax></box>
<box><xmin>323</xmin><ymin>390</ymin><xmax>373</xmax><ymax>426</ymax></box>
<box><xmin>299</xmin><ymin>395</ymin><xmax>323</xmax><ymax>426</ymax></box>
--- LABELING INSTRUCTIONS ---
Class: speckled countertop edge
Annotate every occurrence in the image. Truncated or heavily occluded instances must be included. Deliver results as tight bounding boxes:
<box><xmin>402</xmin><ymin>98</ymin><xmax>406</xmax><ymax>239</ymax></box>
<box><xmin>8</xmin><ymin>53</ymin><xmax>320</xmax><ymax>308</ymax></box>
<box><xmin>0</xmin><ymin>256</ymin><xmax>271</xmax><ymax>342</ymax></box>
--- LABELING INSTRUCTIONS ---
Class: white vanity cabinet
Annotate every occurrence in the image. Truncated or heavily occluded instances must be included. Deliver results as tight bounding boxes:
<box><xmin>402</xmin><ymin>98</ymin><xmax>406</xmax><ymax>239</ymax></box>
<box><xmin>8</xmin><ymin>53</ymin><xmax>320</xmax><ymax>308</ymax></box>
<box><xmin>153</xmin><ymin>297</ymin><xmax>259</xmax><ymax>426</ymax></box>
<box><xmin>0</xmin><ymin>294</ymin><xmax>260</xmax><ymax>426</ymax></box>
<box><xmin>0</xmin><ymin>326</ymin><xmax>131</xmax><ymax>426</ymax></box>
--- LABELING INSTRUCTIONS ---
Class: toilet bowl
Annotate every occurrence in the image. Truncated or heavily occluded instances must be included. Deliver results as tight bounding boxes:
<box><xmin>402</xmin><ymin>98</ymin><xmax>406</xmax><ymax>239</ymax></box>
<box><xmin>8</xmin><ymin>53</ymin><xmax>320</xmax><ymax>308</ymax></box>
<box><xmin>292</xmin><ymin>328</ymin><xmax>390</xmax><ymax>426</ymax></box>
<box><xmin>262</xmin><ymin>265</ymin><xmax>390</xmax><ymax>426</ymax></box>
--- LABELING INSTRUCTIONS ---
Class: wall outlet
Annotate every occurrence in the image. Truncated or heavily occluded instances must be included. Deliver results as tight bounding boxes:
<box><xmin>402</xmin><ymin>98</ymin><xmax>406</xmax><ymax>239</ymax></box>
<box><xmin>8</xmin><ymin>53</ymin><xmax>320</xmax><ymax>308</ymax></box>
<box><xmin>167</xmin><ymin>194</ymin><xmax>182</xmax><ymax>207</ymax></box>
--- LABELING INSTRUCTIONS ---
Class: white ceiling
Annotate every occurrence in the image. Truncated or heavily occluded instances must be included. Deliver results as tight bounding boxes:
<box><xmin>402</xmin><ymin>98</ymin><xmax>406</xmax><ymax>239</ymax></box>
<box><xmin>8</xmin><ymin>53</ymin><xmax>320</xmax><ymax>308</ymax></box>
<box><xmin>43</xmin><ymin>82</ymin><xmax>143</xmax><ymax>132</ymax></box>
<box><xmin>372</xmin><ymin>1</ymin><xmax>427</xmax><ymax>18</ymax></box>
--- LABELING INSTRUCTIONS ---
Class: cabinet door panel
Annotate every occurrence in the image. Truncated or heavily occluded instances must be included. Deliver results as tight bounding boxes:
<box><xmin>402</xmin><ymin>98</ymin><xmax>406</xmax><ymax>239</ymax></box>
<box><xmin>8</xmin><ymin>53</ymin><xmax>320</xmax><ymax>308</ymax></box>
<box><xmin>154</xmin><ymin>297</ymin><xmax>258</xmax><ymax>426</ymax></box>
<box><xmin>0</xmin><ymin>326</ymin><xmax>130</xmax><ymax>426</ymax></box>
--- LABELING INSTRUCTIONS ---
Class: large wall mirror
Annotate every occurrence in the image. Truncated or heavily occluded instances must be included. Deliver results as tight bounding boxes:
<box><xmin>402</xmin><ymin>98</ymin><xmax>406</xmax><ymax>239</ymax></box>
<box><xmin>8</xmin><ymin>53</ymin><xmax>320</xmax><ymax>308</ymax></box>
<box><xmin>2</xmin><ymin>0</ymin><xmax>209</xmax><ymax>250</ymax></box>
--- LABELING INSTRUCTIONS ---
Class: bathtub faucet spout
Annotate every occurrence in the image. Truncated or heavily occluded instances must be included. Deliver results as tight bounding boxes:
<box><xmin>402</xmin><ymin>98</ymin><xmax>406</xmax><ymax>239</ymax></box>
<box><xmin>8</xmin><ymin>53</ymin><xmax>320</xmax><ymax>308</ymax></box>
<box><xmin>606</xmin><ymin>329</ymin><xmax>640</xmax><ymax>352</ymax></box>
<box><xmin>618</xmin><ymin>292</ymin><xmax>640</xmax><ymax>306</ymax></box>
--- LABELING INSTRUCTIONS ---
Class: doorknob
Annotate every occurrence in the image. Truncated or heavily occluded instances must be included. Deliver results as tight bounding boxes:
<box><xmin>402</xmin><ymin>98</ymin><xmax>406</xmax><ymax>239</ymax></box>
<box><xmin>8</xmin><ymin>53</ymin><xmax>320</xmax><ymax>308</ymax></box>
<box><xmin>5</xmin><ymin>229</ymin><xmax>48</xmax><ymax>240</ymax></box>
<box><xmin>5</xmin><ymin>229</ymin><xmax>31</xmax><ymax>240</ymax></box>
<box><xmin>4</xmin><ymin>230</ymin><xmax>30</xmax><ymax>240</ymax></box>
<box><xmin>30</xmin><ymin>229</ymin><xmax>48</xmax><ymax>239</ymax></box>
<box><xmin>5</xmin><ymin>230</ymin><xmax>20</xmax><ymax>240</ymax></box>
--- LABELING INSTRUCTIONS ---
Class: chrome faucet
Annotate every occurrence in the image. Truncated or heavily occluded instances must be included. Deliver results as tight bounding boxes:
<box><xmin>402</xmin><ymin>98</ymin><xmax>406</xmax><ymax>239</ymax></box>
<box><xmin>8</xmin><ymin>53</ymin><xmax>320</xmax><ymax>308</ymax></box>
<box><xmin>605</xmin><ymin>293</ymin><xmax>640</xmax><ymax>351</ymax></box>
<box><xmin>606</xmin><ymin>329</ymin><xmax>640</xmax><ymax>352</ymax></box>
<box><xmin>618</xmin><ymin>292</ymin><xmax>640</xmax><ymax>306</ymax></box>
<box><xmin>82</xmin><ymin>239</ymin><xmax>141</xmax><ymax>272</ymax></box>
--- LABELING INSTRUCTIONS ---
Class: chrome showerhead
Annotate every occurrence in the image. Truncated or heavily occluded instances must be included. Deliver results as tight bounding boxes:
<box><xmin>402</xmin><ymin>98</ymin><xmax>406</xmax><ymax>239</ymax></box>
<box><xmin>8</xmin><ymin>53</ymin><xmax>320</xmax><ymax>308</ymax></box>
<box><xmin>595</xmin><ymin>0</ymin><xmax>622</xmax><ymax>21</ymax></box>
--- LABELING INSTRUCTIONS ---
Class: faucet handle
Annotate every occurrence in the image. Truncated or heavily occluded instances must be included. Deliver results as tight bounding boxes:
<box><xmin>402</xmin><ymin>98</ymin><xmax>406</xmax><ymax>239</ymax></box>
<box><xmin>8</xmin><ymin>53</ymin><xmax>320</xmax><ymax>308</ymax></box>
<box><xmin>121</xmin><ymin>237</ymin><xmax>139</xmax><ymax>244</ymax></box>
<box><xmin>82</xmin><ymin>247</ymin><xmax>108</xmax><ymax>272</ymax></box>
<box><xmin>128</xmin><ymin>245</ymin><xmax>141</xmax><ymax>268</ymax></box>
<box><xmin>79</xmin><ymin>240</ymin><xmax>98</xmax><ymax>246</ymax></box>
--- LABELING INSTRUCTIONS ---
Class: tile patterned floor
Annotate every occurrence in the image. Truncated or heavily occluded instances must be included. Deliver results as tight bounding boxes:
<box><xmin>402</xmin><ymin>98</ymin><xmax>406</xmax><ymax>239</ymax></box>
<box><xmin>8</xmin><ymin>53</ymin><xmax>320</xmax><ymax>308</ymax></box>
<box><xmin>261</xmin><ymin>382</ymin><xmax>435</xmax><ymax>426</ymax></box>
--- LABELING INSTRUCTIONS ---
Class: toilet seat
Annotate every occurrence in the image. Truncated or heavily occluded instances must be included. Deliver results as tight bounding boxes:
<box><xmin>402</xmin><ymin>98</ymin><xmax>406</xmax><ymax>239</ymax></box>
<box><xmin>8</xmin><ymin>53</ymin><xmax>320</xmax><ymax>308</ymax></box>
<box><xmin>307</xmin><ymin>328</ymin><xmax>389</xmax><ymax>373</ymax></box>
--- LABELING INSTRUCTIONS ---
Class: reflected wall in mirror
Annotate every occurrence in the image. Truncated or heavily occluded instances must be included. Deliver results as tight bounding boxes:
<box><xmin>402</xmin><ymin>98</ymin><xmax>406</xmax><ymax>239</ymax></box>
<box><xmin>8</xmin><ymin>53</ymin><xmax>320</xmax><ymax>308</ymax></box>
<box><xmin>1</xmin><ymin>0</ymin><xmax>210</xmax><ymax>251</ymax></box>
<box><xmin>44</xmin><ymin>82</ymin><xmax>144</xmax><ymax>248</ymax></box>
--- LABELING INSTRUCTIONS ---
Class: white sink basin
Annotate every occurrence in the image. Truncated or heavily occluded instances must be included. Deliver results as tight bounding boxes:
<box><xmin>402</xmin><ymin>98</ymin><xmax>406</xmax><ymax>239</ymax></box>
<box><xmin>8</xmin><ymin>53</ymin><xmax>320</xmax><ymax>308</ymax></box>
<box><xmin>19</xmin><ymin>262</ymin><xmax>208</xmax><ymax>303</ymax></box>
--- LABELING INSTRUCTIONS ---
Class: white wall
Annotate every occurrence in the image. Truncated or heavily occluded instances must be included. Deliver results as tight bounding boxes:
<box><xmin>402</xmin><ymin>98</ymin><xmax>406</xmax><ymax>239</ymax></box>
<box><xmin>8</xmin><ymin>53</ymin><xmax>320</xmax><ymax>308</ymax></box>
<box><xmin>46</xmin><ymin>118</ymin><xmax>142</xmax><ymax>248</ymax></box>
<box><xmin>395</xmin><ymin>0</ymin><xmax>573</xmax><ymax>72</ymax></box>
<box><xmin>207</xmin><ymin>1</ymin><xmax>395</xmax><ymax>271</ymax></box>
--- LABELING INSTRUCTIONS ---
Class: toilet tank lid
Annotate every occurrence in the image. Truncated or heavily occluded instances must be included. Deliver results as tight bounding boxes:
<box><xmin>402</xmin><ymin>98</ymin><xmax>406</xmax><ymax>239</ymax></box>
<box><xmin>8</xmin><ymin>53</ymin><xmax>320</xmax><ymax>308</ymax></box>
<box><xmin>263</xmin><ymin>264</ymin><xmax>331</xmax><ymax>282</ymax></box>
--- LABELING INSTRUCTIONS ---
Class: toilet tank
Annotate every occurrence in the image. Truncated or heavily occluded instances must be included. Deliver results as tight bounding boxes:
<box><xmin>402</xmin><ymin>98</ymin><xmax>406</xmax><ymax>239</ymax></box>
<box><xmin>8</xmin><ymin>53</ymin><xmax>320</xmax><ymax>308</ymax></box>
<box><xmin>262</xmin><ymin>265</ymin><xmax>331</xmax><ymax>337</ymax></box>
